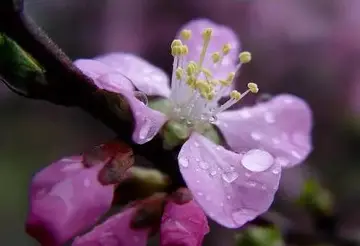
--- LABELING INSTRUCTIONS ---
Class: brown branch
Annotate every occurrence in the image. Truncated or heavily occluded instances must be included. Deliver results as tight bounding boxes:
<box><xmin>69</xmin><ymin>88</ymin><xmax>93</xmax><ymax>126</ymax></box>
<box><xmin>0</xmin><ymin>0</ymin><xmax>184</xmax><ymax>190</ymax></box>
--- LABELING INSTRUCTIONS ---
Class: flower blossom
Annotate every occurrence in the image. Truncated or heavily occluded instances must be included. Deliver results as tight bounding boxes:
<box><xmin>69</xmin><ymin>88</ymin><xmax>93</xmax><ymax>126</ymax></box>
<box><xmin>75</xmin><ymin>19</ymin><xmax>313</xmax><ymax>229</ymax></box>
<box><xmin>26</xmin><ymin>142</ymin><xmax>209</xmax><ymax>246</ymax></box>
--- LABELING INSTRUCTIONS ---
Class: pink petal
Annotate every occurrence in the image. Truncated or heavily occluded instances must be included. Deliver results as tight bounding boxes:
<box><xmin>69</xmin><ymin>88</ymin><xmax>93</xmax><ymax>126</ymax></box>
<box><xmin>178</xmin><ymin>133</ymin><xmax>281</xmax><ymax>228</ymax></box>
<box><xmin>74</xmin><ymin>59</ymin><xmax>135</xmax><ymax>92</ymax></box>
<box><xmin>76</xmin><ymin>59</ymin><xmax>167</xmax><ymax>144</ymax></box>
<box><xmin>178</xmin><ymin>19</ymin><xmax>240</xmax><ymax>80</ymax></box>
<box><xmin>117</xmin><ymin>87</ymin><xmax>168</xmax><ymax>144</ymax></box>
<box><xmin>217</xmin><ymin>94</ymin><xmax>313</xmax><ymax>168</ymax></box>
<box><xmin>96</xmin><ymin>53</ymin><xmax>171</xmax><ymax>98</ymax></box>
<box><xmin>160</xmin><ymin>200</ymin><xmax>209</xmax><ymax>246</ymax></box>
<box><xmin>72</xmin><ymin>208</ymin><xmax>149</xmax><ymax>246</ymax></box>
<box><xmin>26</xmin><ymin>156</ymin><xmax>114</xmax><ymax>246</ymax></box>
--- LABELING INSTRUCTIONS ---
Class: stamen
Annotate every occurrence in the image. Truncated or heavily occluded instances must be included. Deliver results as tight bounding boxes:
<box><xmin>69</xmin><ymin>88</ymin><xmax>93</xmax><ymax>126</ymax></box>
<box><xmin>198</xmin><ymin>28</ymin><xmax>213</xmax><ymax>69</ymax></box>
<box><xmin>211</xmin><ymin>52</ymin><xmax>221</xmax><ymax>63</ymax></box>
<box><xmin>222</xmin><ymin>43</ymin><xmax>232</xmax><ymax>55</ymax></box>
<box><xmin>180</xmin><ymin>29</ymin><xmax>192</xmax><ymax>40</ymax></box>
<box><xmin>247</xmin><ymin>82</ymin><xmax>259</xmax><ymax>93</ymax></box>
<box><xmin>239</xmin><ymin>51</ymin><xmax>252</xmax><ymax>64</ymax></box>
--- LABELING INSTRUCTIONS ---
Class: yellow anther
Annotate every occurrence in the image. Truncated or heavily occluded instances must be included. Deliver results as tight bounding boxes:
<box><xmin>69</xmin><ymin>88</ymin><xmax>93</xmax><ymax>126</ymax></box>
<box><xmin>201</xmin><ymin>68</ymin><xmax>213</xmax><ymax>79</ymax></box>
<box><xmin>196</xmin><ymin>80</ymin><xmax>212</xmax><ymax>94</ymax></box>
<box><xmin>211</xmin><ymin>52</ymin><xmax>221</xmax><ymax>63</ymax></box>
<box><xmin>171</xmin><ymin>45</ymin><xmax>182</xmax><ymax>56</ymax></box>
<box><xmin>205</xmin><ymin>91</ymin><xmax>215</xmax><ymax>101</ymax></box>
<box><xmin>226</xmin><ymin>72</ymin><xmax>235</xmax><ymax>82</ymax></box>
<box><xmin>247</xmin><ymin>82</ymin><xmax>259</xmax><ymax>93</ymax></box>
<box><xmin>220</xmin><ymin>79</ymin><xmax>232</xmax><ymax>87</ymax></box>
<box><xmin>202</xmin><ymin>28</ymin><xmax>213</xmax><ymax>40</ymax></box>
<box><xmin>210</xmin><ymin>79</ymin><xmax>220</xmax><ymax>86</ymax></box>
<box><xmin>186</xmin><ymin>77</ymin><xmax>197</xmax><ymax>88</ymax></box>
<box><xmin>186</xmin><ymin>61</ymin><xmax>197</xmax><ymax>75</ymax></box>
<box><xmin>181</xmin><ymin>29</ymin><xmax>192</xmax><ymax>40</ymax></box>
<box><xmin>230</xmin><ymin>90</ymin><xmax>242</xmax><ymax>100</ymax></box>
<box><xmin>222</xmin><ymin>43</ymin><xmax>232</xmax><ymax>55</ymax></box>
<box><xmin>175</xmin><ymin>68</ymin><xmax>183</xmax><ymax>80</ymax></box>
<box><xmin>180</xmin><ymin>45</ymin><xmax>189</xmax><ymax>55</ymax></box>
<box><xmin>171</xmin><ymin>39</ymin><xmax>182</xmax><ymax>48</ymax></box>
<box><xmin>239</xmin><ymin>51</ymin><xmax>252</xmax><ymax>63</ymax></box>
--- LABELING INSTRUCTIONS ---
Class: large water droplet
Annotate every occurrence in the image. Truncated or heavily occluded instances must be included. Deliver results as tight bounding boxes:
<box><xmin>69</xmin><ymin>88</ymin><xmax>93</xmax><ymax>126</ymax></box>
<box><xmin>179</xmin><ymin>157</ymin><xmax>189</xmax><ymax>167</ymax></box>
<box><xmin>222</xmin><ymin>172</ymin><xmax>239</xmax><ymax>183</ymax></box>
<box><xmin>134</xmin><ymin>91</ymin><xmax>148</xmax><ymax>105</ymax></box>
<box><xmin>199</xmin><ymin>161</ymin><xmax>209</xmax><ymax>170</ymax></box>
<box><xmin>241</xmin><ymin>149</ymin><xmax>274</xmax><ymax>172</ymax></box>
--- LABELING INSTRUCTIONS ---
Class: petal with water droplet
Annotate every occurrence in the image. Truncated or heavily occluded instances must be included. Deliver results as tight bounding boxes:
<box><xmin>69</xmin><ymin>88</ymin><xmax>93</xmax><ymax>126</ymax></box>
<box><xmin>96</xmin><ymin>53</ymin><xmax>171</xmax><ymax>98</ymax></box>
<box><xmin>178</xmin><ymin>133</ymin><xmax>281</xmax><ymax>228</ymax></box>
<box><xmin>217</xmin><ymin>94</ymin><xmax>313</xmax><ymax>168</ymax></box>
<box><xmin>72</xmin><ymin>208</ymin><xmax>149</xmax><ymax>246</ymax></box>
<box><xmin>160</xmin><ymin>200</ymin><xmax>209</xmax><ymax>246</ymax></box>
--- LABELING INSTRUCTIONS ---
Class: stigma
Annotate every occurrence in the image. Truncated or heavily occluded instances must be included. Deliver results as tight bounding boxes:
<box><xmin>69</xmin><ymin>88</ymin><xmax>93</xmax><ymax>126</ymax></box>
<box><xmin>168</xmin><ymin>28</ymin><xmax>258</xmax><ymax>127</ymax></box>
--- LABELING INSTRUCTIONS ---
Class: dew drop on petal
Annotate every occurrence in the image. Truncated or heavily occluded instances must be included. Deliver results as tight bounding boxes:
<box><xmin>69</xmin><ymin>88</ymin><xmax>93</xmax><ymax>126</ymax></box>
<box><xmin>227</xmin><ymin>195</ymin><xmax>231</xmax><ymax>200</ymax></box>
<box><xmin>251</xmin><ymin>131</ymin><xmax>263</xmax><ymax>141</ymax></box>
<box><xmin>275</xmin><ymin>157</ymin><xmax>290</xmax><ymax>167</ymax></box>
<box><xmin>198</xmin><ymin>192</ymin><xmax>203</xmax><ymax>196</ymax></box>
<box><xmin>222</xmin><ymin>172</ymin><xmax>239</xmax><ymax>183</ymax></box>
<box><xmin>205</xmin><ymin>195</ymin><xmax>211</xmax><ymax>201</ymax></box>
<box><xmin>210</xmin><ymin>170</ymin><xmax>217</xmax><ymax>176</ymax></box>
<box><xmin>199</xmin><ymin>161</ymin><xmax>209</xmax><ymax>170</ymax></box>
<box><xmin>209</xmin><ymin>115</ymin><xmax>218</xmax><ymax>123</ymax></box>
<box><xmin>179</xmin><ymin>157</ymin><xmax>189</xmax><ymax>168</ymax></box>
<box><xmin>194</xmin><ymin>141</ymin><xmax>200</xmax><ymax>147</ymax></box>
<box><xmin>241</xmin><ymin>149</ymin><xmax>274</xmax><ymax>172</ymax></box>
<box><xmin>264</xmin><ymin>112</ymin><xmax>276</xmax><ymax>124</ymax></box>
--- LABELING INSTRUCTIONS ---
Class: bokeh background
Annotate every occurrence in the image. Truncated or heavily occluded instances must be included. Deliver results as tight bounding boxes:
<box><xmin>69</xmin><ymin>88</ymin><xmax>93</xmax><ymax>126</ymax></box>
<box><xmin>1</xmin><ymin>0</ymin><xmax>360</xmax><ymax>245</ymax></box>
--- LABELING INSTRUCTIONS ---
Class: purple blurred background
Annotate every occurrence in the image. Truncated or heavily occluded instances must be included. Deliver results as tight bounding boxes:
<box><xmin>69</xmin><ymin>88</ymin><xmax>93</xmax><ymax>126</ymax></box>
<box><xmin>1</xmin><ymin>0</ymin><xmax>360</xmax><ymax>245</ymax></box>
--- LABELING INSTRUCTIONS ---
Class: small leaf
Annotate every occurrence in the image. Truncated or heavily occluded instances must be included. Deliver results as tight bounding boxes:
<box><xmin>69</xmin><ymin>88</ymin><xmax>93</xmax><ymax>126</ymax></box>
<box><xmin>236</xmin><ymin>226</ymin><xmax>284</xmax><ymax>246</ymax></box>
<box><xmin>297</xmin><ymin>178</ymin><xmax>334</xmax><ymax>215</ymax></box>
<box><xmin>162</xmin><ymin>120</ymin><xmax>190</xmax><ymax>150</ymax></box>
<box><xmin>0</xmin><ymin>33</ymin><xmax>46</xmax><ymax>96</ymax></box>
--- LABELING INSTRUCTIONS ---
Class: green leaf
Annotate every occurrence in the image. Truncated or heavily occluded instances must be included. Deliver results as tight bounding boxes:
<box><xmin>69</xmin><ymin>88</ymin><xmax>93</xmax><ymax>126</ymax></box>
<box><xmin>297</xmin><ymin>178</ymin><xmax>333</xmax><ymax>215</ymax></box>
<box><xmin>236</xmin><ymin>226</ymin><xmax>284</xmax><ymax>246</ymax></box>
<box><xmin>0</xmin><ymin>33</ymin><xmax>46</xmax><ymax>96</ymax></box>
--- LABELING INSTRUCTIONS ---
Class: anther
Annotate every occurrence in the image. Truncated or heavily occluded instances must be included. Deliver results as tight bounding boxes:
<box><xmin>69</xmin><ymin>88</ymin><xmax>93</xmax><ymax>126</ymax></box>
<box><xmin>230</xmin><ymin>90</ymin><xmax>241</xmax><ymax>100</ymax></box>
<box><xmin>222</xmin><ymin>43</ymin><xmax>232</xmax><ymax>55</ymax></box>
<box><xmin>211</xmin><ymin>52</ymin><xmax>221</xmax><ymax>63</ymax></box>
<box><xmin>247</xmin><ymin>82</ymin><xmax>259</xmax><ymax>93</ymax></box>
<box><xmin>239</xmin><ymin>51</ymin><xmax>252</xmax><ymax>63</ymax></box>
<box><xmin>181</xmin><ymin>29</ymin><xmax>192</xmax><ymax>40</ymax></box>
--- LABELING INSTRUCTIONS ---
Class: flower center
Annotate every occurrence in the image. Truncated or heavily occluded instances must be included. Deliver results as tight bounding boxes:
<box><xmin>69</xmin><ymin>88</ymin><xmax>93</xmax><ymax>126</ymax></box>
<box><xmin>168</xmin><ymin>28</ymin><xmax>258</xmax><ymax>129</ymax></box>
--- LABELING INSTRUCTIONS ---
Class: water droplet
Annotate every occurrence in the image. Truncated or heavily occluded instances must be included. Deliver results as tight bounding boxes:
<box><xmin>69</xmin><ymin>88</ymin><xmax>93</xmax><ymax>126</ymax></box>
<box><xmin>222</xmin><ymin>172</ymin><xmax>239</xmax><ymax>183</ymax></box>
<box><xmin>210</xmin><ymin>170</ymin><xmax>217</xmax><ymax>176</ymax></box>
<box><xmin>196</xmin><ymin>180</ymin><xmax>200</xmax><ymax>183</ymax></box>
<box><xmin>179</xmin><ymin>157</ymin><xmax>189</xmax><ymax>167</ymax></box>
<box><xmin>220</xmin><ymin>202</ymin><xmax>224</xmax><ymax>207</ymax></box>
<box><xmin>241</xmin><ymin>149</ymin><xmax>274</xmax><ymax>172</ymax></box>
<box><xmin>186</xmin><ymin>120</ymin><xmax>193</xmax><ymax>126</ymax></box>
<box><xmin>251</xmin><ymin>131</ymin><xmax>262</xmax><ymax>141</ymax></box>
<box><xmin>245</xmin><ymin>172</ymin><xmax>251</xmax><ymax>177</ymax></box>
<box><xmin>199</xmin><ymin>161</ymin><xmax>209</xmax><ymax>170</ymax></box>
<box><xmin>275</xmin><ymin>157</ymin><xmax>289</xmax><ymax>167</ymax></box>
<box><xmin>272</xmin><ymin>168</ymin><xmax>280</xmax><ymax>174</ymax></box>
<box><xmin>247</xmin><ymin>181</ymin><xmax>256</xmax><ymax>187</ymax></box>
<box><xmin>291</xmin><ymin>150</ymin><xmax>301</xmax><ymax>159</ymax></box>
<box><xmin>264</xmin><ymin>112</ymin><xmax>275</xmax><ymax>124</ymax></box>
<box><xmin>261</xmin><ymin>185</ymin><xmax>267</xmax><ymax>190</ymax></box>
<box><xmin>174</xmin><ymin>107</ymin><xmax>181</xmax><ymax>113</ymax></box>
<box><xmin>209</xmin><ymin>115</ymin><xmax>218</xmax><ymax>123</ymax></box>
<box><xmin>284</xmin><ymin>98</ymin><xmax>293</xmax><ymax>104</ymax></box>
<box><xmin>232</xmin><ymin>209</ymin><xmax>252</xmax><ymax>224</ymax></box>
<box><xmin>195</xmin><ymin>158</ymin><xmax>200</xmax><ymax>162</ymax></box>
<box><xmin>139</xmin><ymin>118</ymin><xmax>152</xmax><ymax>140</ymax></box>
<box><xmin>216</xmin><ymin>146</ymin><xmax>221</xmax><ymax>151</ymax></box>
<box><xmin>198</xmin><ymin>192</ymin><xmax>203</xmax><ymax>196</ymax></box>
<box><xmin>134</xmin><ymin>91</ymin><xmax>148</xmax><ymax>105</ymax></box>
<box><xmin>239</xmin><ymin>110</ymin><xmax>251</xmax><ymax>119</ymax></box>
<box><xmin>272</xmin><ymin>138</ymin><xmax>281</xmax><ymax>144</ymax></box>
<box><xmin>194</xmin><ymin>141</ymin><xmax>200</xmax><ymax>147</ymax></box>
<box><xmin>196</xmin><ymin>168</ymin><xmax>200</xmax><ymax>172</ymax></box>
<box><xmin>227</xmin><ymin>195</ymin><xmax>231</xmax><ymax>200</ymax></box>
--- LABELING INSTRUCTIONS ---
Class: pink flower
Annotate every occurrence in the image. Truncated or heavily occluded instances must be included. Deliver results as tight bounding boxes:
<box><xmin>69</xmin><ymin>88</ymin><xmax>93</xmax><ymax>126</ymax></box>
<box><xmin>75</xmin><ymin>19</ymin><xmax>313</xmax><ymax>228</ymax></box>
<box><xmin>26</xmin><ymin>156</ymin><xmax>115</xmax><ymax>245</ymax></box>
<box><xmin>72</xmin><ymin>197</ymin><xmax>209</xmax><ymax>246</ymax></box>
